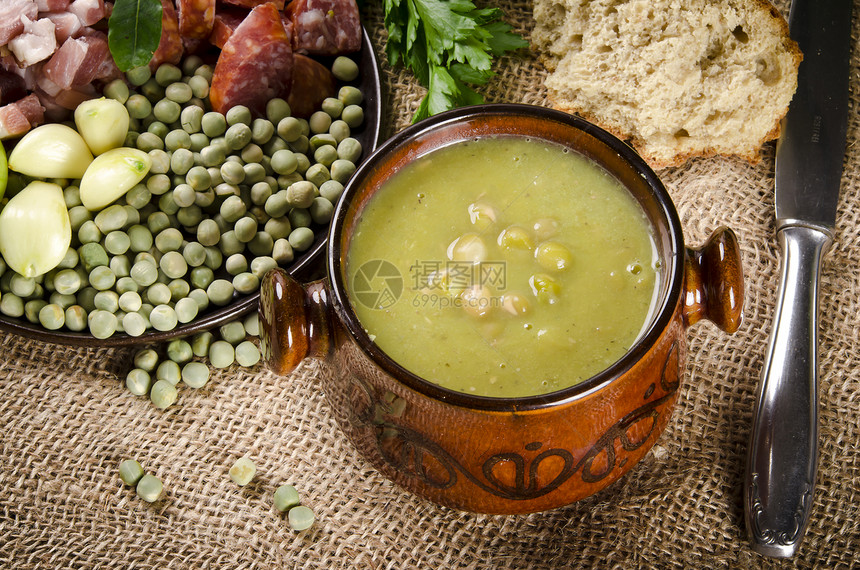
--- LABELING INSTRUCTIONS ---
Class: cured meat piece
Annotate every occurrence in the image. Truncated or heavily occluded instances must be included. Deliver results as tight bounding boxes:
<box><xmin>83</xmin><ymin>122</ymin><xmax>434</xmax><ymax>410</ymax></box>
<box><xmin>177</xmin><ymin>0</ymin><xmax>216</xmax><ymax>40</ymax></box>
<box><xmin>287</xmin><ymin>53</ymin><xmax>335</xmax><ymax>118</ymax></box>
<box><xmin>67</xmin><ymin>0</ymin><xmax>105</xmax><ymax>27</ymax></box>
<box><xmin>35</xmin><ymin>0</ymin><xmax>71</xmax><ymax>11</ymax></box>
<box><xmin>0</xmin><ymin>0</ymin><xmax>39</xmax><ymax>47</ymax></box>
<box><xmin>0</xmin><ymin>71</ymin><xmax>27</xmax><ymax>106</ymax></box>
<box><xmin>53</xmin><ymin>83</ymin><xmax>96</xmax><ymax>109</ymax></box>
<box><xmin>209</xmin><ymin>7</ymin><xmax>293</xmax><ymax>50</ymax></box>
<box><xmin>148</xmin><ymin>0</ymin><xmax>183</xmax><ymax>70</ymax></box>
<box><xmin>285</xmin><ymin>0</ymin><xmax>360</xmax><ymax>55</ymax></box>
<box><xmin>209</xmin><ymin>3</ymin><xmax>293</xmax><ymax>116</ymax></box>
<box><xmin>41</xmin><ymin>11</ymin><xmax>83</xmax><ymax>43</ymax></box>
<box><xmin>222</xmin><ymin>0</ymin><xmax>285</xmax><ymax>9</ymax></box>
<box><xmin>8</xmin><ymin>16</ymin><xmax>57</xmax><ymax>67</ymax></box>
<box><xmin>0</xmin><ymin>94</ymin><xmax>44</xmax><ymax>139</ymax></box>
<box><xmin>43</xmin><ymin>33</ymin><xmax>112</xmax><ymax>89</ymax></box>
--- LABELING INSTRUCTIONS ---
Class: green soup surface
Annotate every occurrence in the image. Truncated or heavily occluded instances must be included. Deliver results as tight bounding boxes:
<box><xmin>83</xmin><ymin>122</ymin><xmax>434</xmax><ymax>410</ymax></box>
<box><xmin>346</xmin><ymin>136</ymin><xmax>661</xmax><ymax>398</ymax></box>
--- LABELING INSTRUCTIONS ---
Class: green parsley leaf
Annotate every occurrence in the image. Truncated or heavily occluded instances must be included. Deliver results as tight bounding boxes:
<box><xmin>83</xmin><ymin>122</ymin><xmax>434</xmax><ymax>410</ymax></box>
<box><xmin>384</xmin><ymin>0</ymin><xmax>529</xmax><ymax>123</ymax></box>
<box><xmin>107</xmin><ymin>0</ymin><xmax>163</xmax><ymax>72</ymax></box>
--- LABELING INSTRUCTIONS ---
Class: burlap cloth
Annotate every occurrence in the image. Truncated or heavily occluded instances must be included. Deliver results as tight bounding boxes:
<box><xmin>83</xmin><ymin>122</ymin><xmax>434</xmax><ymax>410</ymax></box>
<box><xmin>2</xmin><ymin>1</ymin><xmax>859</xmax><ymax>567</ymax></box>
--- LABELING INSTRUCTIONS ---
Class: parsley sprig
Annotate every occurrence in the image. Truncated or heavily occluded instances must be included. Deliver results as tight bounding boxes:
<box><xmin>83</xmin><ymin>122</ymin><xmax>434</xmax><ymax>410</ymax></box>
<box><xmin>383</xmin><ymin>0</ymin><xmax>528</xmax><ymax>122</ymax></box>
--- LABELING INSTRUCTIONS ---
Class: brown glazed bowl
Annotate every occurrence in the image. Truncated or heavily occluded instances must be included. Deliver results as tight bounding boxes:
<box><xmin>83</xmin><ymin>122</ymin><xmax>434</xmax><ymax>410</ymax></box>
<box><xmin>259</xmin><ymin>104</ymin><xmax>744</xmax><ymax>514</ymax></box>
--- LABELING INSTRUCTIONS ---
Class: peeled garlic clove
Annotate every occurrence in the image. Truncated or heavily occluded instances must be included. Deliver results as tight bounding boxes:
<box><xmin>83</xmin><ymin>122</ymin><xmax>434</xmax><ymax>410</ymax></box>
<box><xmin>80</xmin><ymin>148</ymin><xmax>152</xmax><ymax>211</ymax></box>
<box><xmin>74</xmin><ymin>97</ymin><xmax>130</xmax><ymax>155</ymax></box>
<box><xmin>7</xmin><ymin>124</ymin><xmax>94</xmax><ymax>179</ymax></box>
<box><xmin>0</xmin><ymin>181</ymin><xmax>71</xmax><ymax>278</ymax></box>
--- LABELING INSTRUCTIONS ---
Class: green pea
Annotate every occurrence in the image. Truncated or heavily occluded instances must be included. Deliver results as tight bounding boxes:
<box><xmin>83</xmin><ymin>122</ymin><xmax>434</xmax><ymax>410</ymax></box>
<box><xmin>118</xmin><ymin>290</ymin><xmax>142</xmax><ymax>313</ymax></box>
<box><xmin>288</xmin><ymin>505</ymin><xmax>315</xmax><ymax>531</ymax></box>
<box><xmin>250</xmin><ymin>181</ymin><xmax>274</xmax><ymax>206</ymax></box>
<box><xmin>264</xmin><ymin>191</ymin><xmax>290</xmax><ymax>218</ymax></box>
<box><xmin>155</xmin><ymin>359</ymin><xmax>181</xmax><ymax>385</ymax></box>
<box><xmin>104</xmin><ymin>231</ymin><xmax>131</xmax><ymax>256</ymax></box>
<box><xmin>149</xmin><ymin>304</ymin><xmax>178</xmax><ymax>331</ymax></box>
<box><xmin>159</xmin><ymin>251</ymin><xmax>188</xmax><ymax>279</ymax></box>
<box><xmin>165</xmin><ymin>129</ymin><xmax>192</xmax><ymax>151</ymax></box>
<box><xmin>56</xmin><ymin>247</ymin><xmax>79</xmax><ymax>270</ymax></box>
<box><xmin>148</xmin><ymin>149</ymin><xmax>171</xmax><ymax>174</ymax></box>
<box><xmin>125</xmin><ymin>368</ymin><xmax>151</xmax><ymax>396</ymax></box>
<box><xmin>240</xmin><ymin>143</ymin><xmax>264</xmax><ymax>164</ymax></box>
<box><xmin>249</xmin><ymin>118</ymin><xmax>274</xmax><ymax>145</ymax></box>
<box><xmin>133</xmin><ymin>348</ymin><xmax>159</xmax><ymax>371</ymax></box>
<box><xmin>332</xmin><ymin>56</ymin><xmax>359</xmax><ymax>82</ymax></box>
<box><xmin>202</xmin><ymin>112</ymin><xmax>227</xmax><ymax>137</ymax></box>
<box><xmin>534</xmin><ymin>241</ymin><xmax>573</xmax><ymax>271</ymax></box>
<box><xmin>243</xmin><ymin>162</ymin><xmax>266</xmax><ymax>185</ymax></box>
<box><xmin>172</xmin><ymin>183</ymin><xmax>195</xmax><ymax>208</ymax></box>
<box><xmin>64</xmin><ymin>305</ymin><xmax>87</xmax><ymax>331</ymax></box>
<box><xmin>153</xmin><ymin>99</ymin><xmax>181</xmax><ymax>124</ymax></box>
<box><xmin>128</xmin><ymin>225</ymin><xmax>154</xmax><ymax>253</ymax></box>
<box><xmin>126</xmin><ymin>94</ymin><xmax>152</xmax><ymax>120</ymax></box>
<box><xmin>23</xmin><ymin>299</ymin><xmax>47</xmax><ymax>324</ymax></box>
<box><xmin>528</xmin><ymin>273</ymin><xmax>561</xmax><ymax>305</ymax></box>
<box><xmin>342</xmin><ymin>105</ymin><xmax>364</xmax><ymax>128</ymax></box>
<box><xmin>319</xmin><ymin>180</ymin><xmax>344</xmax><ymax>203</ymax></box>
<box><xmin>155</xmin><ymin>228</ymin><xmax>183</xmax><ymax>252</ymax></box>
<box><xmin>248</xmin><ymin>232</ymin><xmax>274</xmax><ymax>257</ymax></box>
<box><xmin>305</xmin><ymin>163</ymin><xmax>330</xmax><ymax>187</ymax></box>
<box><xmin>174</xmin><ymin>296</ymin><xmax>199</xmax><ymax>323</ymax></box>
<box><xmin>181</xmin><ymin>361</ymin><xmax>209</xmax><ymax>389</ymax></box>
<box><xmin>204</xmin><ymin>247</ymin><xmax>223</xmax><ymax>270</ymax></box>
<box><xmin>89</xmin><ymin>266</ymin><xmax>116</xmax><ymax>291</ymax></box>
<box><xmin>76</xmin><ymin>287</ymin><xmax>98</xmax><ymax>313</ymax></box>
<box><xmin>288</xmin><ymin>227</ymin><xmax>315</xmax><ymax>252</ymax></box>
<box><xmin>207</xmin><ymin>279</ymin><xmax>234</xmax><ymax>306</ymax></box>
<box><xmin>286</xmin><ymin>181</ymin><xmax>316</xmax><ymax>209</ymax></box>
<box><xmin>187</xmin><ymin>74</ymin><xmax>209</xmax><ymax>99</ymax></box>
<box><xmin>53</xmin><ymin>269</ymin><xmax>82</xmax><ymax>295</ymax></box>
<box><xmin>48</xmin><ymin>292</ymin><xmax>75</xmax><ymax>310</ymax></box>
<box><xmin>309</xmin><ymin>197</ymin><xmax>334</xmax><ymax>224</ymax></box>
<box><xmin>273</xmin><ymin>484</ymin><xmax>300</xmax><ymax>512</ymax></box>
<box><xmin>170</xmin><ymin>148</ymin><xmax>195</xmax><ymax>175</ymax></box>
<box><xmin>308</xmin><ymin>111</ymin><xmax>332</xmax><ymax>134</ymax></box>
<box><xmin>328</xmin><ymin>119</ymin><xmax>350</xmax><ymax>143</ymax></box>
<box><xmin>182</xmin><ymin>242</ymin><xmax>206</xmax><ymax>268</ymax></box>
<box><xmin>266</xmin><ymin>98</ymin><xmax>291</xmax><ymax>123</ymax></box>
<box><xmin>225</xmin><ymin>105</ymin><xmax>252</xmax><ymax>126</ymax></box>
<box><xmin>228</xmin><ymin>456</ymin><xmax>255</xmax><ymax>486</ymax></box>
<box><xmin>123</xmin><ymin>312</ymin><xmax>147</xmax><ymax>337</ymax></box>
<box><xmin>126</xmin><ymin>65</ymin><xmax>152</xmax><ymax>86</ymax></box>
<box><xmin>147</xmin><ymin>120</ymin><xmax>169</xmax><ymax>138</ymax></box>
<box><xmin>189</xmin><ymin>133</ymin><xmax>209</xmax><ymax>152</ymax></box>
<box><xmin>337</xmin><ymin>138</ymin><xmax>362</xmax><ymax>163</ymax></box>
<box><xmin>38</xmin><ymin>303</ymin><xmax>65</xmax><ymax>330</ymax></box>
<box><xmin>116</xmin><ymin>277</ymin><xmax>139</xmax><ymax>294</ymax></box>
<box><xmin>165</xmin><ymin>81</ymin><xmax>193</xmax><ymax>103</ymax></box>
<box><xmin>288</xmin><ymin>208</ymin><xmax>312</xmax><ymax>229</ymax></box>
<box><xmin>314</xmin><ymin>145</ymin><xmax>338</xmax><ymax>167</ymax></box>
<box><xmin>277</xmin><ymin>116</ymin><xmax>302</xmax><ymax>142</ymax></box>
<box><xmin>94</xmin><ymin>290</ymin><xmax>120</xmax><ymax>312</ymax></box>
<box><xmin>155</xmin><ymin>63</ymin><xmax>181</xmax><ymax>86</ymax></box>
<box><xmin>68</xmin><ymin>205</ymin><xmax>92</xmax><ymax>232</ymax></box>
<box><xmin>146</xmin><ymin>282</ymin><xmax>172</xmax><ymax>306</ymax></box>
<box><xmin>88</xmin><ymin>309</ymin><xmax>118</xmax><ymax>339</ymax></box>
<box><xmin>119</xmin><ymin>459</ymin><xmax>145</xmax><ymax>486</ymax></box>
<box><xmin>220</xmin><ymin>161</ymin><xmax>245</xmax><ymax>185</ymax></box>
<box><xmin>243</xmin><ymin>312</ymin><xmax>260</xmax><ymax>336</ymax></box>
<box><xmin>234</xmin><ymin>217</ymin><xmax>258</xmax><ymax>243</ymax></box>
<box><xmin>168</xmin><ymin>278</ymin><xmax>190</xmax><ymax>301</ymax></box>
<box><xmin>191</xmin><ymin>330</ymin><xmax>214</xmax><ymax>357</ymax></box>
<box><xmin>338</xmin><ymin>85</ymin><xmax>363</xmax><ymax>106</ymax></box>
<box><xmin>78</xmin><ymin>220</ymin><xmax>102</xmax><ymax>244</ymax></box>
<box><xmin>225</xmin><ymin>123</ymin><xmax>252</xmax><ymax>150</ymax></box>
<box><xmin>209</xmin><ymin>340</ymin><xmax>235</xmax><ymax>369</ymax></box>
<box><xmin>222</xmin><ymin>254</ymin><xmax>245</xmax><ymax>277</ymax></box>
<box><xmin>263</xmin><ymin>217</ymin><xmax>292</xmax><ymax>241</ymax></box>
<box><xmin>64</xmin><ymin>185</ymin><xmax>82</xmax><ymax>208</ymax></box>
<box><xmin>330</xmin><ymin>159</ymin><xmax>356</xmax><ymax>184</ymax></box>
<box><xmin>146</xmin><ymin>173</ymin><xmax>171</xmax><ymax>195</ymax></box>
<box><xmin>235</xmin><ymin>340</ymin><xmax>260</xmax><ymax>367</ymax></box>
<box><xmin>148</xmin><ymin>379</ymin><xmax>176</xmax><ymax>410</ymax></box>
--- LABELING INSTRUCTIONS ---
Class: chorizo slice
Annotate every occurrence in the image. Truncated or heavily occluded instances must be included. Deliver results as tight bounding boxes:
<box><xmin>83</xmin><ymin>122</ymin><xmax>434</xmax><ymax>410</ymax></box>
<box><xmin>208</xmin><ymin>2</ymin><xmax>293</xmax><ymax>116</ymax></box>
<box><xmin>148</xmin><ymin>0</ymin><xmax>183</xmax><ymax>70</ymax></box>
<box><xmin>285</xmin><ymin>0</ymin><xmax>361</xmax><ymax>56</ymax></box>
<box><xmin>177</xmin><ymin>0</ymin><xmax>216</xmax><ymax>40</ymax></box>
<box><xmin>286</xmin><ymin>53</ymin><xmax>335</xmax><ymax>118</ymax></box>
<box><xmin>222</xmin><ymin>0</ymin><xmax>285</xmax><ymax>9</ymax></box>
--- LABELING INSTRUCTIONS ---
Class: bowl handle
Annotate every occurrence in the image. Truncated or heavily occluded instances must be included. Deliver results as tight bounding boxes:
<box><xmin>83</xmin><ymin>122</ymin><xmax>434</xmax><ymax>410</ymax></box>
<box><xmin>259</xmin><ymin>268</ymin><xmax>331</xmax><ymax>376</ymax></box>
<box><xmin>683</xmin><ymin>226</ymin><xmax>744</xmax><ymax>333</ymax></box>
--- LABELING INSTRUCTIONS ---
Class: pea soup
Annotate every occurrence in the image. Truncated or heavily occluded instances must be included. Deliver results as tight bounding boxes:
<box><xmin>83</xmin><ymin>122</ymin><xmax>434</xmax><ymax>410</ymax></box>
<box><xmin>346</xmin><ymin>136</ymin><xmax>661</xmax><ymax>398</ymax></box>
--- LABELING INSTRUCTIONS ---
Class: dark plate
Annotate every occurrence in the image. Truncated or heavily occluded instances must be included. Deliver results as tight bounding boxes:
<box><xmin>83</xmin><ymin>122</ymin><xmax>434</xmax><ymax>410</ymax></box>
<box><xmin>0</xmin><ymin>28</ymin><xmax>382</xmax><ymax>347</ymax></box>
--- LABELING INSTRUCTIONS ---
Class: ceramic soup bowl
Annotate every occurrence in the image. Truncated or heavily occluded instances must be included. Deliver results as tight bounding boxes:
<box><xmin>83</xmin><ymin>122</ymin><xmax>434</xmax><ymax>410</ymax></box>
<box><xmin>259</xmin><ymin>104</ymin><xmax>744</xmax><ymax>514</ymax></box>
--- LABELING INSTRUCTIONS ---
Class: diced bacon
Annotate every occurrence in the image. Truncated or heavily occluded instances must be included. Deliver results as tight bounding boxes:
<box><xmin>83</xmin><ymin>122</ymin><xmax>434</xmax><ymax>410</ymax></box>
<box><xmin>35</xmin><ymin>63</ymin><xmax>64</xmax><ymax>96</ymax></box>
<box><xmin>0</xmin><ymin>70</ymin><xmax>27</xmax><ymax>106</ymax></box>
<box><xmin>35</xmin><ymin>0</ymin><xmax>71</xmax><ymax>11</ymax></box>
<box><xmin>53</xmin><ymin>83</ymin><xmax>96</xmax><ymax>109</ymax></box>
<box><xmin>148</xmin><ymin>0</ymin><xmax>183</xmax><ymax>70</ymax></box>
<box><xmin>67</xmin><ymin>0</ymin><xmax>105</xmax><ymax>27</ymax></box>
<box><xmin>14</xmin><ymin>93</ymin><xmax>45</xmax><ymax>126</ymax></box>
<box><xmin>41</xmin><ymin>11</ymin><xmax>82</xmax><ymax>43</ymax></box>
<box><xmin>34</xmin><ymin>87</ymin><xmax>72</xmax><ymax>121</ymax></box>
<box><xmin>286</xmin><ymin>0</ymin><xmax>361</xmax><ymax>55</ymax></box>
<box><xmin>0</xmin><ymin>0</ymin><xmax>38</xmax><ymax>47</ymax></box>
<box><xmin>43</xmin><ymin>33</ymin><xmax>112</xmax><ymax>90</ymax></box>
<box><xmin>222</xmin><ymin>0</ymin><xmax>285</xmax><ymax>9</ymax></box>
<box><xmin>8</xmin><ymin>16</ymin><xmax>57</xmax><ymax>67</ymax></box>
<box><xmin>0</xmin><ymin>103</ymin><xmax>31</xmax><ymax>139</ymax></box>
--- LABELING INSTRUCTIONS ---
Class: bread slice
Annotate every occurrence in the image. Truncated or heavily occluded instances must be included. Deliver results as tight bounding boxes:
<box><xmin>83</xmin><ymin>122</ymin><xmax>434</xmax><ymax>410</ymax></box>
<box><xmin>531</xmin><ymin>0</ymin><xmax>802</xmax><ymax>168</ymax></box>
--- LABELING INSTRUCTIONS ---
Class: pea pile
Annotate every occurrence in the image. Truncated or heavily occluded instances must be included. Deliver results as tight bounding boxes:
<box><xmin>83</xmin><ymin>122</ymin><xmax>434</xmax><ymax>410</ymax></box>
<box><xmin>126</xmin><ymin>311</ymin><xmax>261</xmax><ymax>409</ymax></box>
<box><xmin>0</xmin><ymin>55</ymin><xmax>365</xmax><ymax>339</ymax></box>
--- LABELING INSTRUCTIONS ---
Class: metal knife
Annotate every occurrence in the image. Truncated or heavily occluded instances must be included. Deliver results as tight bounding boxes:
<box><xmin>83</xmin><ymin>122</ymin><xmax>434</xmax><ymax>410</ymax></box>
<box><xmin>744</xmin><ymin>0</ymin><xmax>853</xmax><ymax>558</ymax></box>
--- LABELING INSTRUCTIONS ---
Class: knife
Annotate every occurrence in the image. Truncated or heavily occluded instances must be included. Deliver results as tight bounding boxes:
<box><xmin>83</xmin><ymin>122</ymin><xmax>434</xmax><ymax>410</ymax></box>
<box><xmin>744</xmin><ymin>0</ymin><xmax>853</xmax><ymax>558</ymax></box>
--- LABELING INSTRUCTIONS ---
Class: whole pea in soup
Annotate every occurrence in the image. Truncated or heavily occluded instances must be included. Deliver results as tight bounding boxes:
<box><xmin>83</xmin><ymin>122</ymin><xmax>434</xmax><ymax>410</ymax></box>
<box><xmin>346</xmin><ymin>136</ymin><xmax>661</xmax><ymax>398</ymax></box>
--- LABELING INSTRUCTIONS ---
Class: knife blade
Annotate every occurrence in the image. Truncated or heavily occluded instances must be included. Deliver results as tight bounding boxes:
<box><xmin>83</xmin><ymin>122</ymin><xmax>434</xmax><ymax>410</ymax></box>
<box><xmin>744</xmin><ymin>0</ymin><xmax>853</xmax><ymax>558</ymax></box>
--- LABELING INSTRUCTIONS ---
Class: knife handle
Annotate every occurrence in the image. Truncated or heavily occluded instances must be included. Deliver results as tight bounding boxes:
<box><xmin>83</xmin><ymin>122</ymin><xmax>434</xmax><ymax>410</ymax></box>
<box><xmin>744</xmin><ymin>223</ymin><xmax>832</xmax><ymax>558</ymax></box>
